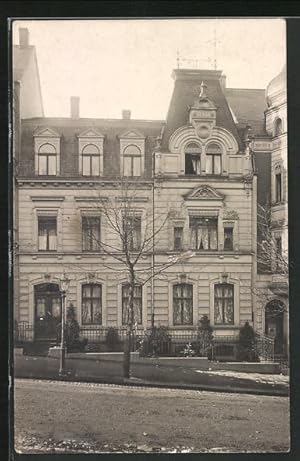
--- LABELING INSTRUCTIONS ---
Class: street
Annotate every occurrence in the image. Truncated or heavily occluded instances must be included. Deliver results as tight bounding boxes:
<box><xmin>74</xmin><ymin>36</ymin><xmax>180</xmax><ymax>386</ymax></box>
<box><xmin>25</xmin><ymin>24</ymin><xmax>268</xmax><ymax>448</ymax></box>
<box><xmin>14</xmin><ymin>378</ymin><xmax>290</xmax><ymax>453</ymax></box>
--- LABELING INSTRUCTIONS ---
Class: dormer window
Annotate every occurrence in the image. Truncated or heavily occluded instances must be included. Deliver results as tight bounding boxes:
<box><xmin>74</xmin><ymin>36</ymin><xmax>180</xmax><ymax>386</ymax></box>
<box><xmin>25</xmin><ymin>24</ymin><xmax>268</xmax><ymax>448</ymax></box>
<box><xmin>82</xmin><ymin>144</ymin><xmax>101</xmax><ymax>176</ymax></box>
<box><xmin>119</xmin><ymin>129</ymin><xmax>145</xmax><ymax>177</ymax></box>
<box><xmin>78</xmin><ymin>129</ymin><xmax>104</xmax><ymax>177</ymax></box>
<box><xmin>123</xmin><ymin>145</ymin><xmax>142</xmax><ymax>177</ymax></box>
<box><xmin>206</xmin><ymin>143</ymin><xmax>222</xmax><ymax>175</ymax></box>
<box><xmin>38</xmin><ymin>143</ymin><xmax>57</xmax><ymax>175</ymax></box>
<box><xmin>34</xmin><ymin>127</ymin><xmax>61</xmax><ymax>176</ymax></box>
<box><xmin>185</xmin><ymin>142</ymin><xmax>201</xmax><ymax>175</ymax></box>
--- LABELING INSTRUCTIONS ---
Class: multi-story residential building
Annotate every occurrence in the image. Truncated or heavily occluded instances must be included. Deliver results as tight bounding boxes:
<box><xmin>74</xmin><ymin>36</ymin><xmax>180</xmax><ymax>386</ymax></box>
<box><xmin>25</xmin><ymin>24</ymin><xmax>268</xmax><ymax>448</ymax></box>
<box><xmin>13</xmin><ymin>29</ymin><xmax>288</xmax><ymax>359</ymax></box>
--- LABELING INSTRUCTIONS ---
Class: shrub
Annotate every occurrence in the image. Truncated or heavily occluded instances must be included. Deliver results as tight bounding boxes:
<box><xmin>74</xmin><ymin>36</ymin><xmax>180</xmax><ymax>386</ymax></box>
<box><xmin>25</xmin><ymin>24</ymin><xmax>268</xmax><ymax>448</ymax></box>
<box><xmin>105</xmin><ymin>327</ymin><xmax>121</xmax><ymax>351</ymax></box>
<box><xmin>138</xmin><ymin>326</ymin><xmax>171</xmax><ymax>357</ymax></box>
<box><xmin>238</xmin><ymin>321</ymin><xmax>259</xmax><ymax>362</ymax></box>
<box><xmin>57</xmin><ymin>304</ymin><xmax>88</xmax><ymax>352</ymax></box>
<box><xmin>180</xmin><ymin>343</ymin><xmax>196</xmax><ymax>357</ymax></box>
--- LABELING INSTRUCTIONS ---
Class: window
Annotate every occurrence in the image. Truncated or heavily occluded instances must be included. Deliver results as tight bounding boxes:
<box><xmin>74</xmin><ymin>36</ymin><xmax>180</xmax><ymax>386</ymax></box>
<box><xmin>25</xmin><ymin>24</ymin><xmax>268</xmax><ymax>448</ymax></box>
<box><xmin>206</xmin><ymin>143</ymin><xmax>222</xmax><ymax>175</ymax></box>
<box><xmin>82</xmin><ymin>144</ymin><xmax>100</xmax><ymax>176</ymax></box>
<box><xmin>38</xmin><ymin>143</ymin><xmax>57</xmax><ymax>175</ymax></box>
<box><xmin>82</xmin><ymin>284</ymin><xmax>102</xmax><ymax>324</ymax></box>
<box><xmin>185</xmin><ymin>143</ymin><xmax>201</xmax><ymax>175</ymax></box>
<box><xmin>38</xmin><ymin>216</ymin><xmax>57</xmax><ymax>251</ymax></box>
<box><xmin>82</xmin><ymin>216</ymin><xmax>100</xmax><ymax>251</ymax></box>
<box><xmin>123</xmin><ymin>145</ymin><xmax>141</xmax><ymax>177</ymax></box>
<box><xmin>123</xmin><ymin>216</ymin><xmax>141</xmax><ymax>251</ymax></box>
<box><xmin>122</xmin><ymin>283</ymin><xmax>142</xmax><ymax>325</ymax></box>
<box><xmin>173</xmin><ymin>283</ymin><xmax>193</xmax><ymax>325</ymax></box>
<box><xmin>275</xmin><ymin>171</ymin><xmax>282</xmax><ymax>202</ymax></box>
<box><xmin>214</xmin><ymin>283</ymin><xmax>234</xmax><ymax>325</ymax></box>
<box><xmin>190</xmin><ymin>217</ymin><xmax>218</xmax><ymax>250</ymax></box>
<box><xmin>275</xmin><ymin>235</ymin><xmax>282</xmax><ymax>272</ymax></box>
<box><xmin>274</xmin><ymin>118</ymin><xmax>283</xmax><ymax>136</ymax></box>
<box><xmin>224</xmin><ymin>227</ymin><xmax>233</xmax><ymax>251</ymax></box>
<box><xmin>174</xmin><ymin>227</ymin><xmax>184</xmax><ymax>250</ymax></box>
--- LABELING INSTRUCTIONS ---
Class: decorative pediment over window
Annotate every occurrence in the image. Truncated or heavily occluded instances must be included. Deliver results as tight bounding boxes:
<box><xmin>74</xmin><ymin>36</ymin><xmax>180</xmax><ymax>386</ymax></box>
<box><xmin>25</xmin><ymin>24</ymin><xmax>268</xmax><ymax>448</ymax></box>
<box><xmin>78</xmin><ymin>128</ymin><xmax>105</xmax><ymax>139</ymax></box>
<box><xmin>118</xmin><ymin>129</ymin><xmax>145</xmax><ymax>140</ymax></box>
<box><xmin>34</xmin><ymin>127</ymin><xmax>60</xmax><ymax>138</ymax></box>
<box><xmin>183</xmin><ymin>185</ymin><xmax>224</xmax><ymax>201</ymax></box>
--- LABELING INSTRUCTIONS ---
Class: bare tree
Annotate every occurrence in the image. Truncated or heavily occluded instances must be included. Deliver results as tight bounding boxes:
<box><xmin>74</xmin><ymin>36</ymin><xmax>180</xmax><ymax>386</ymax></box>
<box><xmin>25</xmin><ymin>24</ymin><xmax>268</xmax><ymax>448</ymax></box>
<box><xmin>78</xmin><ymin>177</ymin><xmax>193</xmax><ymax>378</ymax></box>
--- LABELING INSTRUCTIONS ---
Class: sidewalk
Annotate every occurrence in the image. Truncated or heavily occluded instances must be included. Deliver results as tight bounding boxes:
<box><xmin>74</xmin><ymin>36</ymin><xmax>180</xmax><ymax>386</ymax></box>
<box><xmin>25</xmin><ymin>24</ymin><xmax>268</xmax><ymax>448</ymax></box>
<box><xmin>14</xmin><ymin>355</ymin><xmax>289</xmax><ymax>397</ymax></box>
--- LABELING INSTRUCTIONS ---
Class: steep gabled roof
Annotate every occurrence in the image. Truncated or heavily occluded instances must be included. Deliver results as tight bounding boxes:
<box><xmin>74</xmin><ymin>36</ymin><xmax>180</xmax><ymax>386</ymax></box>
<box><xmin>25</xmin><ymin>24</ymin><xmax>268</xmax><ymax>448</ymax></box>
<box><xmin>13</xmin><ymin>45</ymin><xmax>34</xmax><ymax>81</ymax></box>
<box><xmin>162</xmin><ymin>69</ymin><xmax>244</xmax><ymax>151</ymax></box>
<box><xmin>225</xmin><ymin>88</ymin><xmax>267</xmax><ymax>136</ymax></box>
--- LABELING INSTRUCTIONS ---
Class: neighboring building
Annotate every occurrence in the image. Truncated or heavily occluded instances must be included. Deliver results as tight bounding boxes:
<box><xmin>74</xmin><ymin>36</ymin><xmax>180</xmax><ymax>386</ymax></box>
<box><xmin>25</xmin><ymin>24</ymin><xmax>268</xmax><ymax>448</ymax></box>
<box><xmin>13</xmin><ymin>30</ymin><xmax>288</xmax><ymax>359</ymax></box>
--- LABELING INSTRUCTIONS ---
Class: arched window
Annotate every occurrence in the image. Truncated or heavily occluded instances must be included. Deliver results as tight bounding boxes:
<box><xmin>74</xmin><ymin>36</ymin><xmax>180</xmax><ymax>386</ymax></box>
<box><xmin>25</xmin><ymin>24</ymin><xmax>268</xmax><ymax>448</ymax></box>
<box><xmin>274</xmin><ymin>118</ymin><xmax>283</xmax><ymax>137</ymax></box>
<box><xmin>214</xmin><ymin>283</ymin><xmax>234</xmax><ymax>325</ymax></box>
<box><xmin>38</xmin><ymin>143</ymin><xmax>57</xmax><ymax>175</ymax></box>
<box><xmin>122</xmin><ymin>283</ymin><xmax>142</xmax><ymax>325</ymax></box>
<box><xmin>173</xmin><ymin>283</ymin><xmax>193</xmax><ymax>325</ymax></box>
<box><xmin>206</xmin><ymin>143</ymin><xmax>222</xmax><ymax>175</ymax></box>
<box><xmin>275</xmin><ymin>164</ymin><xmax>283</xmax><ymax>203</ymax></box>
<box><xmin>82</xmin><ymin>144</ymin><xmax>100</xmax><ymax>176</ymax></box>
<box><xmin>123</xmin><ymin>145</ymin><xmax>141</xmax><ymax>177</ymax></box>
<box><xmin>184</xmin><ymin>142</ymin><xmax>201</xmax><ymax>175</ymax></box>
<box><xmin>82</xmin><ymin>283</ymin><xmax>102</xmax><ymax>324</ymax></box>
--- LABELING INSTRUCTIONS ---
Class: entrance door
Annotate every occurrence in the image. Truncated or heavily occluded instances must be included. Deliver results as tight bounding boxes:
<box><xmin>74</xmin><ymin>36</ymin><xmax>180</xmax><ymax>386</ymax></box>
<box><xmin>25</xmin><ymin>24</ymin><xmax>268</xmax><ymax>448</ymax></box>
<box><xmin>265</xmin><ymin>300</ymin><xmax>284</xmax><ymax>354</ymax></box>
<box><xmin>34</xmin><ymin>283</ymin><xmax>61</xmax><ymax>340</ymax></box>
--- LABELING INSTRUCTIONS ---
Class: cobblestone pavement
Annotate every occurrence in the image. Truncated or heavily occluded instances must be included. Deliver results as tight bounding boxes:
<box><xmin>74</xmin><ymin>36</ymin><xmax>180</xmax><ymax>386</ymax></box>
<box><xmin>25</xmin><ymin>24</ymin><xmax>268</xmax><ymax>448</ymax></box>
<box><xmin>14</xmin><ymin>379</ymin><xmax>290</xmax><ymax>454</ymax></box>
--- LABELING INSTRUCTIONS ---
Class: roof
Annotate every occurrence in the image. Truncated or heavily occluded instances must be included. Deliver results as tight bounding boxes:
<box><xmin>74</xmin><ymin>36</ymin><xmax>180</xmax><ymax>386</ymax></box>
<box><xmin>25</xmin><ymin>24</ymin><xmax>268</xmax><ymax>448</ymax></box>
<box><xmin>20</xmin><ymin>117</ymin><xmax>164</xmax><ymax>178</ymax></box>
<box><xmin>13</xmin><ymin>45</ymin><xmax>34</xmax><ymax>81</ymax></box>
<box><xmin>162</xmin><ymin>69</ymin><xmax>244</xmax><ymax>150</ymax></box>
<box><xmin>225</xmin><ymin>88</ymin><xmax>267</xmax><ymax>136</ymax></box>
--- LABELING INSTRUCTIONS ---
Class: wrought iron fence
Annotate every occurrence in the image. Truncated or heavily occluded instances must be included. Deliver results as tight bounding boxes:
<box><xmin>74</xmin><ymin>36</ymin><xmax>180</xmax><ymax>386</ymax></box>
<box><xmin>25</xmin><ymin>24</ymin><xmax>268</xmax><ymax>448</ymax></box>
<box><xmin>14</xmin><ymin>321</ymin><xmax>34</xmax><ymax>343</ymax></box>
<box><xmin>254</xmin><ymin>333</ymin><xmax>275</xmax><ymax>361</ymax></box>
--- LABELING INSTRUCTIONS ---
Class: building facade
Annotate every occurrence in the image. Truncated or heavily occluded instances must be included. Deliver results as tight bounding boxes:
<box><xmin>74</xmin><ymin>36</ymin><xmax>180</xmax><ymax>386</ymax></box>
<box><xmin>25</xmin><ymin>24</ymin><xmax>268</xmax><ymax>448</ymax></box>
<box><xmin>13</xmin><ymin>30</ymin><xmax>288</xmax><ymax>358</ymax></box>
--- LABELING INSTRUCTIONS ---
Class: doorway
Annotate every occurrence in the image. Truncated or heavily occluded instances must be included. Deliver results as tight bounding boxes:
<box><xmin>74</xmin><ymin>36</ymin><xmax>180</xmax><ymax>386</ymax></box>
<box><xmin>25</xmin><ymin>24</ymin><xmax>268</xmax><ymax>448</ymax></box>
<box><xmin>34</xmin><ymin>283</ymin><xmax>61</xmax><ymax>341</ymax></box>
<box><xmin>265</xmin><ymin>299</ymin><xmax>284</xmax><ymax>355</ymax></box>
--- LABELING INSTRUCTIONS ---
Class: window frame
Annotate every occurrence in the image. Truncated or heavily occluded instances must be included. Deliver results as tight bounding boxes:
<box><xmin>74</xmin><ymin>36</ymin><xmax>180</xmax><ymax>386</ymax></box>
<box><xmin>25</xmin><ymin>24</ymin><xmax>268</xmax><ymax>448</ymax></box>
<box><xmin>121</xmin><ymin>283</ymin><xmax>143</xmax><ymax>325</ymax></box>
<box><xmin>37</xmin><ymin>216</ymin><xmax>57</xmax><ymax>251</ymax></box>
<box><xmin>123</xmin><ymin>215</ymin><xmax>142</xmax><ymax>251</ymax></box>
<box><xmin>174</xmin><ymin>226</ymin><xmax>184</xmax><ymax>251</ymax></box>
<box><xmin>38</xmin><ymin>143</ymin><xmax>57</xmax><ymax>176</ymax></box>
<box><xmin>81</xmin><ymin>283</ymin><xmax>102</xmax><ymax>325</ymax></box>
<box><xmin>82</xmin><ymin>216</ymin><xmax>101</xmax><ymax>252</ymax></box>
<box><xmin>275</xmin><ymin>171</ymin><xmax>282</xmax><ymax>203</ymax></box>
<box><xmin>189</xmin><ymin>216</ymin><xmax>218</xmax><ymax>251</ymax></box>
<box><xmin>173</xmin><ymin>282</ymin><xmax>193</xmax><ymax>326</ymax></box>
<box><xmin>184</xmin><ymin>142</ymin><xmax>201</xmax><ymax>176</ymax></box>
<box><xmin>205</xmin><ymin>142</ymin><xmax>222</xmax><ymax>175</ymax></box>
<box><xmin>81</xmin><ymin>143</ymin><xmax>101</xmax><ymax>177</ymax></box>
<box><xmin>224</xmin><ymin>226</ymin><xmax>234</xmax><ymax>251</ymax></box>
<box><xmin>123</xmin><ymin>145</ymin><xmax>142</xmax><ymax>177</ymax></box>
<box><xmin>214</xmin><ymin>283</ymin><xmax>234</xmax><ymax>325</ymax></box>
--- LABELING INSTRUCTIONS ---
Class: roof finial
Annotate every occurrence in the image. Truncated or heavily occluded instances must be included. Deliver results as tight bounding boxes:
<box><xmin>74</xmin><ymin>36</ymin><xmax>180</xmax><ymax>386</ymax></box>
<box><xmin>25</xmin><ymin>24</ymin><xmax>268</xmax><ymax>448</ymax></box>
<box><xmin>199</xmin><ymin>81</ymin><xmax>208</xmax><ymax>99</ymax></box>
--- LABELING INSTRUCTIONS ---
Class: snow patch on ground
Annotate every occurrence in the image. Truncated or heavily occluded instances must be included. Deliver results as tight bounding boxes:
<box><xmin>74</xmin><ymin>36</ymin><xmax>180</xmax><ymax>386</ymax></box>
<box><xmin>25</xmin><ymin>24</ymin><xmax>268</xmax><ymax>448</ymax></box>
<box><xmin>195</xmin><ymin>369</ymin><xmax>289</xmax><ymax>384</ymax></box>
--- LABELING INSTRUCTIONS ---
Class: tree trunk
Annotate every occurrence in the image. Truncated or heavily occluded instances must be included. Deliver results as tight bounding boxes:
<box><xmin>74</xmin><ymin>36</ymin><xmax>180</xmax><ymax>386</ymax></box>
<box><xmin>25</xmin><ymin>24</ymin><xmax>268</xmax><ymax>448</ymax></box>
<box><xmin>123</xmin><ymin>268</ymin><xmax>135</xmax><ymax>378</ymax></box>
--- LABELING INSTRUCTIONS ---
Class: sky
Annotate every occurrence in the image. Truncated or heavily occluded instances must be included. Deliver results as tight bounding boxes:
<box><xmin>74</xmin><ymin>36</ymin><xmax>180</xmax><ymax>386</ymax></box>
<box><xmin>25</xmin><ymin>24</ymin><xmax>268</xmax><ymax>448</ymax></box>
<box><xmin>12</xmin><ymin>19</ymin><xmax>286</xmax><ymax>120</ymax></box>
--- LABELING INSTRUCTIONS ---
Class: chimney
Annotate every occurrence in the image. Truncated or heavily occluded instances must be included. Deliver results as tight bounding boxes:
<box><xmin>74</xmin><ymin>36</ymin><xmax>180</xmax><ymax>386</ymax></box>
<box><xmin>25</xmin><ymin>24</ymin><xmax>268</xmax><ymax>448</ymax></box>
<box><xmin>19</xmin><ymin>28</ymin><xmax>29</xmax><ymax>47</ymax></box>
<box><xmin>70</xmin><ymin>96</ymin><xmax>80</xmax><ymax>119</ymax></box>
<box><xmin>220</xmin><ymin>74</ymin><xmax>226</xmax><ymax>92</ymax></box>
<box><xmin>122</xmin><ymin>109</ymin><xmax>131</xmax><ymax>120</ymax></box>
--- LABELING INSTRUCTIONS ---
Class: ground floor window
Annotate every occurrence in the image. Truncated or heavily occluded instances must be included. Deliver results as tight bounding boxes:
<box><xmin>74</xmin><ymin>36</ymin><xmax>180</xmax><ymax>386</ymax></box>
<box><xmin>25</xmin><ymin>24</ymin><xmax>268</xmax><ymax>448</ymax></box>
<box><xmin>82</xmin><ymin>284</ymin><xmax>102</xmax><ymax>324</ymax></box>
<box><xmin>122</xmin><ymin>283</ymin><xmax>142</xmax><ymax>325</ymax></box>
<box><xmin>173</xmin><ymin>283</ymin><xmax>193</xmax><ymax>325</ymax></box>
<box><xmin>214</xmin><ymin>283</ymin><xmax>234</xmax><ymax>324</ymax></box>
